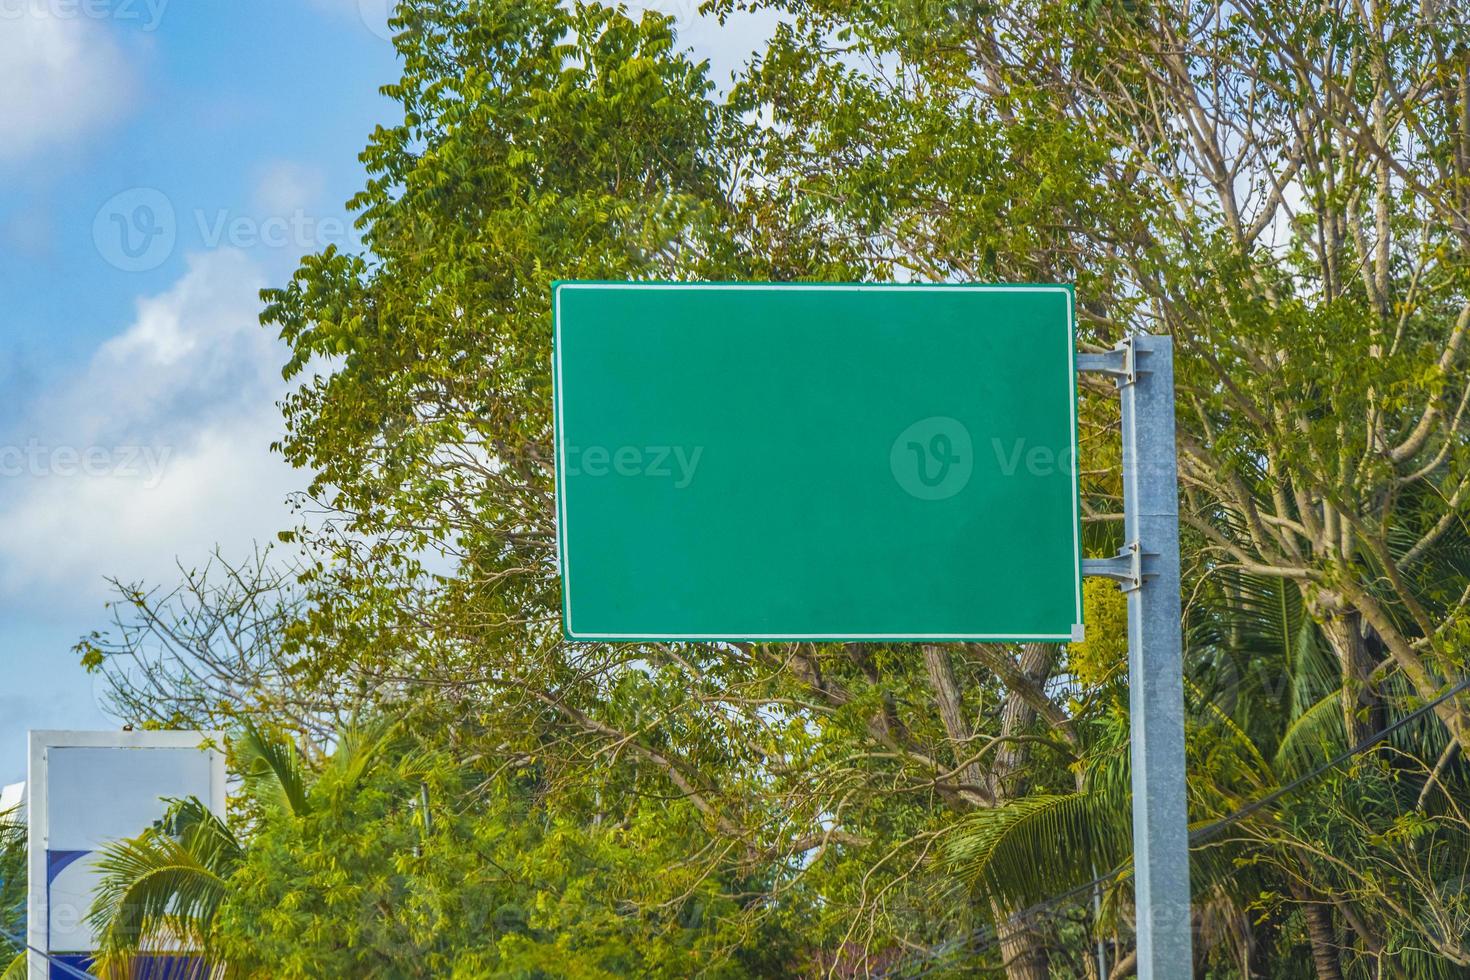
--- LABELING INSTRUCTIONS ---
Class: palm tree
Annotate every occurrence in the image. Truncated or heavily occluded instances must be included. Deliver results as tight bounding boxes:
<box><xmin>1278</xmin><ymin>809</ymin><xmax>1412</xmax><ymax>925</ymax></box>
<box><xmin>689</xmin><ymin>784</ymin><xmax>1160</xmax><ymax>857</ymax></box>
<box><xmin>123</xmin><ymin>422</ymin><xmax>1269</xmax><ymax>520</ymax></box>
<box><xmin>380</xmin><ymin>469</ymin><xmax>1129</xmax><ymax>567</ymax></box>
<box><xmin>942</xmin><ymin>565</ymin><xmax>1470</xmax><ymax>977</ymax></box>
<box><xmin>941</xmin><ymin>711</ymin><xmax>1136</xmax><ymax>977</ymax></box>
<box><xmin>1</xmin><ymin>806</ymin><xmax>26</xmax><ymax>980</ymax></box>
<box><xmin>87</xmin><ymin>796</ymin><xmax>240</xmax><ymax>980</ymax></box>
<box><xmin>1187</xmin><ymin>571</ymin><xmax>1470</xmax><ymax>977</ymax></box>
<box><xmin>86</xmin><ymin>719</ymin><xmax>393</xmax><ymax>980</ymax></box>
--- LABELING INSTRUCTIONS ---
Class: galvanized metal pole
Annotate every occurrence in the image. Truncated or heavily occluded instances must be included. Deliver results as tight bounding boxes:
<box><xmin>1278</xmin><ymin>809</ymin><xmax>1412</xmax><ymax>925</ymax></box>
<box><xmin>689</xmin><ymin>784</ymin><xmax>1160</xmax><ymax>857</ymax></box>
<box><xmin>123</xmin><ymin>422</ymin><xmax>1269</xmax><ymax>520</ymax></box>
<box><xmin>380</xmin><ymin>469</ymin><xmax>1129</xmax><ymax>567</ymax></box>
<box><xmin>1120</xmin><ymin>334</ymin><xmax>1192</xmax><ymax>975</ymax></box>
<box><xmin>1079</xmin><ymin>334</ymin><xmax>1192</xmax><ymax>977</ymax></box>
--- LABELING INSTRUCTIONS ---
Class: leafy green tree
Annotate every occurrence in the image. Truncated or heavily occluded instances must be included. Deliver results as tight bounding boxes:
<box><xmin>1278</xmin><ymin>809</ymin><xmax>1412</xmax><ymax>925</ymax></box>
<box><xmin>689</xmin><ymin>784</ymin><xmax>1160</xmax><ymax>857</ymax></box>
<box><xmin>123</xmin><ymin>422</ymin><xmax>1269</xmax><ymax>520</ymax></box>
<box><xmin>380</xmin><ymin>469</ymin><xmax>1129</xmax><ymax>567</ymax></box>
<box><xmin>733</xmin><ymin>0</ymin><xmax>1470</xmax><ymax>740</ymax></box>
<box><xmin>723</xmin><ymin>0</ymin><xmax>1470</xmax><ymax>970</ymax></box>
<box><xmin>217</xmin><ymin>735</ymin><xmax>793</xmax><ymax>978</ymax></box>
<box><xmin>1185</xmin><ymin>571</ymin><xmax>1470</xmax><ymax>976</ymax></box>
<box><xmin>88</xmin><ymin>714</ymin><xmax>796</xmax><ymax>979</ymax></box>
<box><xmin>88</xmin><ymin>719</ymin><xmax>396</xmax><ymax>977</ymax></box>
<box><xmin>256</xmin><ymin>0</ymin><xmax>1078</xmax><ymax>970</ymax></box>
<box><xmin>77</xmin><ymin>0</ymin><xmax>1470</xmax><ymax>974</ymax></box>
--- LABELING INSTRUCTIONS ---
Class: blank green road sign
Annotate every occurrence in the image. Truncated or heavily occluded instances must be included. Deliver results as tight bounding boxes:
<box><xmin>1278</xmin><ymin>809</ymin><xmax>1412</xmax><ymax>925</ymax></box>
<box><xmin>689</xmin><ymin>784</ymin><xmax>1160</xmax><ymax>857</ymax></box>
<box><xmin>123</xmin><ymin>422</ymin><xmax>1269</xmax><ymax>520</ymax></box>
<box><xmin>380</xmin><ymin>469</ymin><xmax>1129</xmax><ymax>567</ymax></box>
<box><xmin>553</xmin><ymin>282</ymin><xmax>1081</xmax><ymax>642</ymax></box>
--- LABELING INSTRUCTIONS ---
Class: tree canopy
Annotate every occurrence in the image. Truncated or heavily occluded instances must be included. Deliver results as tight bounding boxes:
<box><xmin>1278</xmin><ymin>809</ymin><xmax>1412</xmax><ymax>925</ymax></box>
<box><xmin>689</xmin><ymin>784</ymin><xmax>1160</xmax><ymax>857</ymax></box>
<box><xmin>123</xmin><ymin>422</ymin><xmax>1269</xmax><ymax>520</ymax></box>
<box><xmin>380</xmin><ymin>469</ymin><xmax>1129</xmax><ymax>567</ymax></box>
<box><xmin>78</xmin><ymin>0</ymin><xmax>1470</xmax><ymax>976</ymax></box>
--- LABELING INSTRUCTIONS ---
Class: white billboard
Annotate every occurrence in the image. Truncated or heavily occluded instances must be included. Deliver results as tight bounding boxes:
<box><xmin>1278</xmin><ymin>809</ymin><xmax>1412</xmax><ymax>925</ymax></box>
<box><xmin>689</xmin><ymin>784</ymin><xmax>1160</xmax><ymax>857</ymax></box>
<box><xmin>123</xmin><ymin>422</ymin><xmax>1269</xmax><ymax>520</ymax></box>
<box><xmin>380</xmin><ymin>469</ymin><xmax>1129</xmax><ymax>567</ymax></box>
<box><xmin>27</xmin><ymin>731</ymin><xmax>225</xmax><ymax>979</ymax></box>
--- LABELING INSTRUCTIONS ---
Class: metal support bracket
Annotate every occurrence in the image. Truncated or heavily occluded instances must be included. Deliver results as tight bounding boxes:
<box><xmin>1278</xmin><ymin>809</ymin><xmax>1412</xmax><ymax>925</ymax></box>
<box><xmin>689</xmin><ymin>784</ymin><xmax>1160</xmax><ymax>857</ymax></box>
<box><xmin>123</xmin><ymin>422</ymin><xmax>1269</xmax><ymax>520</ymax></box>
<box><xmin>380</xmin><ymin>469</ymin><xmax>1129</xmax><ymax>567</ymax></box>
<box><xmin>1081</xmin><ymin>541</ymin><xmax>1154</xmax><ymax>593</ymax></box>
<box><xmin>1076</xmin><ymin>335</ymin><xmax>1138</xmax><ymax>386</ymax></box>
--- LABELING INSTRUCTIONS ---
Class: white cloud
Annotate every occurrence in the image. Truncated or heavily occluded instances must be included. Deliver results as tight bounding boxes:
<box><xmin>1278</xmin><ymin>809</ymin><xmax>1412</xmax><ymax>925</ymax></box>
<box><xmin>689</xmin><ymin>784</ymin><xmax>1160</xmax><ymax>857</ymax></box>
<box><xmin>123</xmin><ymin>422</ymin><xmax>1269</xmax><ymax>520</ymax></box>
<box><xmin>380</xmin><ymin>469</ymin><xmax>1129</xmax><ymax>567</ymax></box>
<box><xmin>0</xmin><ymin>12</ymin><xmax>137</xmax><ymax>163</ymax></box>
<box><xmin>0</xmin><ymin>249</ymin><xmax>300</xmax><ymax>611</ymax></box>
<box><xmin>252</xmin><ymin>160</ymin><xmax>327</xmax><ymax>217</ymax></box>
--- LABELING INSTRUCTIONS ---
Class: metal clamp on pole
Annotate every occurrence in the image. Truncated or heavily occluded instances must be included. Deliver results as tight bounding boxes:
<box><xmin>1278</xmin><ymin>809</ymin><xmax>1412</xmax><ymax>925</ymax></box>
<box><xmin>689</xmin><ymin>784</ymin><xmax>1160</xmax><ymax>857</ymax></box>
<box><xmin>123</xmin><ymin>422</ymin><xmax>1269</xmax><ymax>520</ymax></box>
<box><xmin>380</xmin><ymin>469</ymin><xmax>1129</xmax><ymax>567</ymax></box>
<box><xmin>1076</xmin><ymin>335</ymin><xmax>1138</xmax><ymax>386</ymax></box>
<box><xmin>1081</xmin><ymin>541</ymin><xmax>1153</xmax><ymax>593</ymax></box>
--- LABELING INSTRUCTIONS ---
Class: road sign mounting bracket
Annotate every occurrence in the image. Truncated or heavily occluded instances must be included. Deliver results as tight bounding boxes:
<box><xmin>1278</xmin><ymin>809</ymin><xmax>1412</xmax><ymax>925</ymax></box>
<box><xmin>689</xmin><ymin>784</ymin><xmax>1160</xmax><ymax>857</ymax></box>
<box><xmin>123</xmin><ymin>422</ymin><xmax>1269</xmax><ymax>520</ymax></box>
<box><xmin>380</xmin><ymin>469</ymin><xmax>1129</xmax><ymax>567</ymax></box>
<box><xmin>1077</xmin><ymin>336</ymin><xmax>1135</xmax><ymax>385</ymax></box>
<box><xmin>1081</xmin><ymin>541</ymin><xmax>1155</xmax><ymax>593</ymax></box>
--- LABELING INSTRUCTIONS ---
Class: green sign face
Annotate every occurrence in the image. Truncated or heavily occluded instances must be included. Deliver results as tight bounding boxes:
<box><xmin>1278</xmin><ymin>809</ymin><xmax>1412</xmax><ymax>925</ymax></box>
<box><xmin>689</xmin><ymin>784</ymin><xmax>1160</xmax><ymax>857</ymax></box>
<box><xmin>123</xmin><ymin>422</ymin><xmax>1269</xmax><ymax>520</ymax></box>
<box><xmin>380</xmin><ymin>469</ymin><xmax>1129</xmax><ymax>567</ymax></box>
<box><xmin>553</xmin><ymin>283</ymin><xmax>1081</xmax><ymax>642</ymax></box>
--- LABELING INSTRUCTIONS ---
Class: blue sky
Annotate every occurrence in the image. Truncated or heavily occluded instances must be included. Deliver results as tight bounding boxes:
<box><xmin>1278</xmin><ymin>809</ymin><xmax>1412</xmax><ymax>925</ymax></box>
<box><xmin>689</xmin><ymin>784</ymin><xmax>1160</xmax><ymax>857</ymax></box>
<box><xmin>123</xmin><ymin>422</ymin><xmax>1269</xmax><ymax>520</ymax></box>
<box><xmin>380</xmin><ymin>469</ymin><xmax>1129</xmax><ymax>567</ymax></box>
<box><xmin>0</xmin><ymin>0</ymin><xmax>775</xmax><ymax>784</ymax></box>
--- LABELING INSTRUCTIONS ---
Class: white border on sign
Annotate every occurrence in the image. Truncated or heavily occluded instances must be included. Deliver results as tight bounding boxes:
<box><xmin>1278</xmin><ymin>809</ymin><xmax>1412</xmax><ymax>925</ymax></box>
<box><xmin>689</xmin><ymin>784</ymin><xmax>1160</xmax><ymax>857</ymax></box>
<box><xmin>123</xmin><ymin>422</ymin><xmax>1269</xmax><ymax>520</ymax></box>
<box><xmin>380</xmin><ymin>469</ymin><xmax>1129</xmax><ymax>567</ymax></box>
<box><xmin>552</xmin><ymin>282</ymin><xmax>1081</xmax><ymax>642</ymax></box>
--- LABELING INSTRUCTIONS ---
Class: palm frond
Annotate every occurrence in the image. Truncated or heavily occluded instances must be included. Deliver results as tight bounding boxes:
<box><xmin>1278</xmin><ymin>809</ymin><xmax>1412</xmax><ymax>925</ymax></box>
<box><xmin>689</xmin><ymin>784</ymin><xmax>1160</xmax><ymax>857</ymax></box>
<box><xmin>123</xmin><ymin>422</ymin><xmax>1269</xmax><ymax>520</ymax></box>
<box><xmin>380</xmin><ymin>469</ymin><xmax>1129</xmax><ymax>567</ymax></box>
<box><xmin>235</xmin><ymin>719</ymin><xmax>310</xmax><ymax>817</ymax></box>
<box><xmin>1287</xmin><ymin>617</ymin><xmax>1339</xmax><ymax>720</ymax></box>
<box><xmin>1274</xmin><ymin>687</ymin><xmax>1348</xmax><ymax>778</ymax></box>
<box><xmin>87</xmin><ymin>798</ymin><xmax>237</xmax><ymax>980</ymax></box>
<box><xmin>324</xmin><ymin>716</ymin><xmax>400</xmax><ymax>794</ymax></box>
<box><xmin>165</xmin><ymin>797</ymin><xmax>243</xmax><ymax>876</ymax></box>
<box><xmin>1185</xmin><ymin>676</ymin><xmax>1271</xmax><ymax>782</ymax></box>
<box><xmin>944</xmin><ymin>792</ymin><xmax>1130</xmax><ymax>911</ymax></box>
<box><xmin>0</xmin><ymin>950</ymin><xmax>23</xmax><ymax>980</ymax></box>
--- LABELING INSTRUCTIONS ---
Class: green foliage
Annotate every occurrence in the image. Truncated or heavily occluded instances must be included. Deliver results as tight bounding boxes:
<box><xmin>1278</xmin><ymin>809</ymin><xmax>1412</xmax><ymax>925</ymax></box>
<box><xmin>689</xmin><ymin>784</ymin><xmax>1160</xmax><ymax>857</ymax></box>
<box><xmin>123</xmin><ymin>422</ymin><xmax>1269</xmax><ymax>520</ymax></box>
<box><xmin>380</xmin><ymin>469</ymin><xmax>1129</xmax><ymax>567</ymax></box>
<box><xmin>1069</xmin><ymin>578</ymin><xmax>1128</xmax><ymax>690</ymax></box>
<box><xmin>0</xmin><ymin>809</ymin><xmax>22</xmax><ymax>969</ymax></box>
<box><xmin>223</xmin><ymin>763</ymin><xmax>777</xmax><ymax>977</ymax></box>
<box><xmin>85</xmin><ymin>719</ymin><xmax>799</xmax><ymax>979</ymax></box>
<box><xmin>946</xmin><ymin>792</ymin><xmax>1129</xmax><ymax>911</ymax></box>
<box><xmin>235</xmin><ymin>719</ymin><xmax>312</xmax><ymax>817</ymax></box>
<box><xmin>78</xmin><ymin>0</ymin><xmax>1470</xmax><ymax>974</ymax></box>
